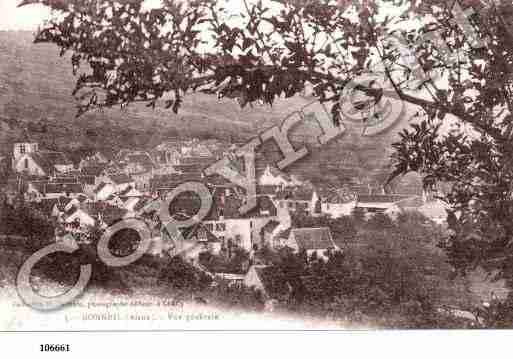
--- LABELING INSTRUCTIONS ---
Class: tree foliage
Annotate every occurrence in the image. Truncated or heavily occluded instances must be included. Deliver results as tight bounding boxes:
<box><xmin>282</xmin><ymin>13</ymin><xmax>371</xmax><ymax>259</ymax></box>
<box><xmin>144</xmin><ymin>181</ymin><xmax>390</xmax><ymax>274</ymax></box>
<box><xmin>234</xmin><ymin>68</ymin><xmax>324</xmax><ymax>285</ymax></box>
<box><xmin>22</xmin><ymin>0</ymin><xmax>513</xmax><ymax>275</ymax></box>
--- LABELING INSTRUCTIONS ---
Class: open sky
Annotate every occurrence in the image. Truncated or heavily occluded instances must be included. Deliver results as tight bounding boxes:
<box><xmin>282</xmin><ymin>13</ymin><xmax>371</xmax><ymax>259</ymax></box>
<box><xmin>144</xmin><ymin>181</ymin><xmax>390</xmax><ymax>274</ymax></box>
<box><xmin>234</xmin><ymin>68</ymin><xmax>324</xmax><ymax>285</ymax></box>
<box><xmin>0</xmin><ymin>0</ymin><xmax>233</xmax><ymax>30</ymax></box>
<box><xmin>0</xmin><ymin>0</ymin><xmax>52</xmax><ymax>30</ymax></box>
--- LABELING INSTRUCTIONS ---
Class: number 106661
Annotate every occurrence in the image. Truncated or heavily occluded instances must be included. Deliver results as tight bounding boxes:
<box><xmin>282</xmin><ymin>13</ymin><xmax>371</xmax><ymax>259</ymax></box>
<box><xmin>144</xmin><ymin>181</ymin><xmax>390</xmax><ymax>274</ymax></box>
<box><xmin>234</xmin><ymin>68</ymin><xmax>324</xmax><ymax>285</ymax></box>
<box><xmin>40</xmin><ymin>344</ymin><xmax>70</xmax><ymax>352</ymax></box>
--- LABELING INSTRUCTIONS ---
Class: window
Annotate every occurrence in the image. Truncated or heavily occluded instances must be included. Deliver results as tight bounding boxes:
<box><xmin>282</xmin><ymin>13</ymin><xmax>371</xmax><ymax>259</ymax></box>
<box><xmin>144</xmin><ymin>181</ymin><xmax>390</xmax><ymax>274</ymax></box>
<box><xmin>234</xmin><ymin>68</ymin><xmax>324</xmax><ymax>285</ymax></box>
<box><xmin>215</xmin><ymin>222</ymin><xmax>226</xmax><ymax>232</ymax></box>
<box><xmin>24</xmin><ymin>158</ymin><xmax>29</xmax><ymax>169</ymax></box>
<box><xmin>19</xmin><ymin>144</ymin><xmax>26</xmax><ymax>154</ymax></box>
<box><xmin>197</xmin><ymin>228</ymin><xmax>207</xmax><ymax>241</ymax></box>
<box><xmin>205</xmin><ymin>223</ymin><xmax>214</xmax><ymax>232</ymax></box>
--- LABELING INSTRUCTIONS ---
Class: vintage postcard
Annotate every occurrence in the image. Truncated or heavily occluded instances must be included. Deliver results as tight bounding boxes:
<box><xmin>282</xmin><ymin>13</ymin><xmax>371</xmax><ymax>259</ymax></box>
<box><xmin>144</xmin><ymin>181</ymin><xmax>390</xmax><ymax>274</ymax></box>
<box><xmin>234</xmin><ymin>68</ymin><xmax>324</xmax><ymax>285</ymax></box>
<box><xmin>0</xmin><ymin>0</ymin><xmax>512</xmax><ymax>338</ymax></box>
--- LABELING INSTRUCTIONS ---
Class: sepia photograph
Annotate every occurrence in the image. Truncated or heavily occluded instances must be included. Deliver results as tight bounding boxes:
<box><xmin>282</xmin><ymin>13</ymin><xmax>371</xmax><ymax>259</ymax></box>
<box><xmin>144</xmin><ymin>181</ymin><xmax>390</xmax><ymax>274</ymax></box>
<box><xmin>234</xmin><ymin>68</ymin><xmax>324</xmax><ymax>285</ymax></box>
<box><xmin>1</xmin><ymin>0</ymin><xmax>513</xmax><ymax>350</ymax></box>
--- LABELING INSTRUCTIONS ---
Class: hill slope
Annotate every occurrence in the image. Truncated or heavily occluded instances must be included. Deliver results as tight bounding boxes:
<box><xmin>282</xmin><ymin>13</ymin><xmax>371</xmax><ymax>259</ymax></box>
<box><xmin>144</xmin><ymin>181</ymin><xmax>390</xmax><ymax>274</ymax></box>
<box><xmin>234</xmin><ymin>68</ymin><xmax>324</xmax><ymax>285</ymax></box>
<box><xmin>0</xmin><ymin>31</ymin><xmax>422</xmax><ymax>192</ymax></box>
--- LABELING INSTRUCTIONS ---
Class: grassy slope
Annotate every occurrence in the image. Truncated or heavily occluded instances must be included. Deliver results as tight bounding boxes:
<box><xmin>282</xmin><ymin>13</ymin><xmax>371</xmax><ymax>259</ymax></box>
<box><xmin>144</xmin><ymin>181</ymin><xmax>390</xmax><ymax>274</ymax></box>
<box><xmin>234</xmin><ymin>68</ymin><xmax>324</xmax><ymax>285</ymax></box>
<box><xmin>0</xmin><ymin>31</ymin><xmax>423</xmax><ymax>191</ymax></box>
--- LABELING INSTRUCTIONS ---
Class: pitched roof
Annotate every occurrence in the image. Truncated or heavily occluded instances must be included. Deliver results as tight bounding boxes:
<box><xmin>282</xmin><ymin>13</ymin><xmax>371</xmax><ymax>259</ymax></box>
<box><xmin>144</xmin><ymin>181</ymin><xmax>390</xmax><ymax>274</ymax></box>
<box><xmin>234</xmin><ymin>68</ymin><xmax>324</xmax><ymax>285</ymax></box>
<box><xmin>150</xmin><ymin>173</ymin><xmax>202</xmax><ymax>191</ymax></box>
<box><xmin>205</xmin><ymin>194</ymin><xmax>277</xmax><ymax>220</ymax></box>
<box><xmin>45</xmin><ymin>183</ymin><xmax>83</xmax><ymax>194</ymax></box>
<box><xmin>81</xmin><ymin>165</ymin><xmax>106</xmax><ymax>177</ymax></box>
<box><xmin>260</xmin><ymin>220</ymin><xmax>280</xmax><ymax>234</ymax></box>
<box><xmin>77</xmin><ymin>194</ymin><xmax>89</xmax><ymax>202</ymax></box>
<box><xmin>34</xmin><ymin>198</ymin><xmax>60</xmax><ymax>216</ymax></box>
<box><xmin>290</xmin><ymin>227</ymin><xmax>335</xmax><ymax>251</ymax></box>
<box><xmin>182</xmin><ymin>223</ymin><xmax>220</xmax><ymax>243</ymax></box>
<box><xmin>318</xmin><ymin>186</ymin><xmax>357</xmax><ymax>204</ymax></box>
<box><xmin>77</xmin><ymin>175</ymin><xmax>96</xmax><ymax>185</ymax></box>
<box><xmin>133</xmin><ymin>197</ymin><xmax>153</xmax><ymax>213</ymax></box>
<box><xmin>275</xmin><ymin>186</ymin><xmax>315</xmax><ymax>201</ymax></box>
<box><xmin>357</xmin><ymin>194</ymin><xmax>412</xmax><ymax>203</ymax></box>
<box><xmin>107</xmin><ymin>173</ymin><xmax>134</xmax><ymax>185</ymax></box>
<box><xmin>123</xmin><ymin>153</ymin><xmax>156</xmax><ymax>173</ymax></box>
<box><xmin>41</xmin><ymin>151</ymin><xmax>73</xmax><ymax>165</ymax></box>
<box><xmin>118</xmin><ymin>185</ymin><xmax>140</xmax><ymax>197</ymax></box>
<box><xmin>27</xmin><ymin>180</ymin><xmax>46</xmax><ymax>194</ymax></box>
<box><xmin>29</xmin><ymin>153</ymin><xmax>54</xmax><ymax>174</ymax></box>
<box><xmin>82</xmin><ymin>202</ymin><xmax>128</xmax><ymax>226</ymax></box>
<box><xmin>180</xmin><ymin>156</ymin><xmax>215</xmax><ymax>168</ymax></box>
<box><xmin>64</xmin><ymin>206</ymin><xmax>93</xmax><ymax>222</ymax></box>
<box><xmin>94</xmin><ymin>182</ymin><xmax>109</xmax><ymax>193</ymax></box>
<box><xmin>257</xmin><ymin>185</ymin><xmax>281</xmax><ymax>196</ymax></box>
<box><xmin>29</xmin><ymin>151</ymin><xmax>73</xmax><ymax>175</ymax></box>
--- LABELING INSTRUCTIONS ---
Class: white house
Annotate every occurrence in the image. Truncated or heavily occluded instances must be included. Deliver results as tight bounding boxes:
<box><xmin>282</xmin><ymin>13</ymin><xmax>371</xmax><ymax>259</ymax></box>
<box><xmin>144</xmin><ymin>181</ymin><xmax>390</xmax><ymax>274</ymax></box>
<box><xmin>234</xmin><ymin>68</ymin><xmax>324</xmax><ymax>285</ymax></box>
<box><xmin>258</xmin><ymin>165</ymin><xmax>302</xmax><ymax>187</ymax></box>
<box><xmin>63</xmin><ymin>207</ymin><xmax>96</xmax><ymax>228</ymax></box>
<box><xmin>202</xmin><ymin>195</ymin><xmax>284</xmax><ymax>252</ymax></box>
<box><xmin>14</xmin><ymin>150</ymin><xmax>74</xmax><ymax>177</ymax></box>
<box><xmin>98</xmin><ymin>173</ymin><xmax>136</xmax><ymax>193</ymax></box>
<box><xmin>355</xmin><ymin>194</ymin><xmax>424</xmax><ymax>218</ymax></box>
<box><xmin>12</xmin><ymin>142</ymin><xmax>39</xmax><ymax>168</ymax></box>
<box><xmin>94</xmin><ymin>182</ymin><xmax>117</xmax><ymax>201</ymax></box>
<box><xmin>417</xmin><ymin>200</ymin><xmax>449</xmax><ymax>224</ymax></box>
<box><xmin>274</xmin><ymin>186</ymin><xmax>321</xmax><ymax>216</ymax></box>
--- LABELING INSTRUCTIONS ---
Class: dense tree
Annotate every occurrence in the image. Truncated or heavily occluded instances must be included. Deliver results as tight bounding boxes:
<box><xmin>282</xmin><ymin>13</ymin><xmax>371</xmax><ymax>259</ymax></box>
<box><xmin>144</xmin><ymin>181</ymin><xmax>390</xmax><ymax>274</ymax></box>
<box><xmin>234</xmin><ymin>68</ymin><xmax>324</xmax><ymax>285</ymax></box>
<box><xmin>22</xmin><ymin>0</ymin><xmax>513</xmax><ymax>277</ymax></box>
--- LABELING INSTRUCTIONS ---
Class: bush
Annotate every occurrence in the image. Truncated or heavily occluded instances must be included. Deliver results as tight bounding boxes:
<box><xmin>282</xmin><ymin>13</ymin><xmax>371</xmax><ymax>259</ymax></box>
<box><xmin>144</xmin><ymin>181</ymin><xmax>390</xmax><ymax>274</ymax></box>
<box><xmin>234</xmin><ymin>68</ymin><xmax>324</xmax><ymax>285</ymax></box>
<box><xmin>157</xmin><ymin>256</ymin><xmax>212</xmax><ymax>291</ymax></box>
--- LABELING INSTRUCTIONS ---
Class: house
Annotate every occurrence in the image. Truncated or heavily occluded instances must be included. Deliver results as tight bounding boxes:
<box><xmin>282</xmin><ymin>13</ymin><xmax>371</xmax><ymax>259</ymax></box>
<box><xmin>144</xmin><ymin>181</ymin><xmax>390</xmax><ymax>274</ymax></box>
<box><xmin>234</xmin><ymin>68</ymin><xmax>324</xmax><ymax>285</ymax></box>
<box><xmin>180</xmin><ymin>139</ymin><xmax>213</xmax><ymax>157</ymax></box>
<box><xmin>94</xmin><ymin>182</ymin><xmax>117</xmax><ymax>201</ymax></box>
<box><xmin>203</xmin><ymin>193</ymin><xmax>283</xmax><ymax>252</ymax></box>
<box><xmin>32</xmin><ymin>197</ymin><xmax>72</xmax><ymax>218</ymax></box>
<box><xmin>275</xmin><ymin>185</ymin><xmax>321</xmax><ymax>216</ymax></box>
<box><xmin>97</xmin><ymin>173</ymin><xmax>136</xmax><ymax>193</ymax></box>
<box><xmin>89</xmin><ymin>151</ymin><xmax>109</xmax><ymax>164</ymax></box>
<box><xmin>13</xmin><ymin>150</ymin><xmax>74</xmax><ymax>177</ymax></box>
<box><xmin>44</xmin><ymin>183</ymin><xmax>84</xmax><ymax>199</ymax></box>
<box><xmin>78</xmin><ymin>152</ymin><xmax>110</xmax><ymax>170</ymax></box>
<box><xmin>151</xmin><ymin>148</ymin><xmax>182</xmax><ymax>166</ymax></box>
<box><xmin>63</xmin><ymin>207</ymin><xmax>97</xmax><ymax>228</ymax></box>
<box><xmin>258</xmin><ymin>165</ymin><xmax>301</xmax><ymax>187</ymax></box>
<box><xmin>318</xmin><ymin>186</ymin><xmax>357</xmax><ymax>218</ymax></box>
<box><xmin>283</xmin><ymin>227</ymin><xmax>339</xmax><ymax>260</ymax></box>
<box><xmin>214</xmin><ymin>273</ymin><xmax>246</xmax><ymax>288</ymax></box>
<box><xmin>87</xmin><ymin>202</ymin><xmax>129</xmax><ymax>227</ymax></box>
<box><xmin>118</xmin><ymin>186</ymin><xmax>143</xmax><ymax>198</ymax></box>
<box><xmin>80</xmin><ymin>164</ymin><xmax>107</xmax><ymax>183</ymax></box>
<box><xmin>355</xmin><ymin>194</ymin><xmax>424</xmax><ymax>219</ymax></box>
<box><xmin>150</xmin><ymin>173</ymin><xmax>202</xmax><ymax>195</ymax></box>
<box><xmin>118</xmin><ymin>152</ymin><xmax>155</xmax><ymax>191</ymax></box>
<box><xmin>122</xmin><ymin>196</ymin><xmax>143</xmax><ymax>213</ymax></box>
<box><xmin>181</xmin><ymin>223</ymin><xmax>222</xmax><ymax>255</ymax></box>
<box><xmin>24</xmin><ymin>181</ymin><xmax>84</xmax><ymax>200</ymax></box>
<box><xmin>25</xmin><ymin>181</ymin><xmax>46</xmax><ymax>201</ymax></box>
<box><xmin>259</xmin><ymin>220</ymin><xmax>281</xmax><ymax>248</ymax></box>
<box><xmin>12</xmin><ymin>142</ymin><xmax>39</xmax><ymax>169</ymax></box>
<box><xmin>417</xmin><ymin>200</ymin><xmax>449</xmax><ymax>224</ymax></box>
<box><xmin>152</xmin><ymin>142</ymin><xmax>183</xmax><ymax>166</ymax></box>
<box><xmin>123</xmin><ymin>196</ymin><xmax>155</xmax><ymax>216</ymax></box>
<box><xmin>62</xmin><ymin>194</ymin><xmax>90</xmax><ymax>212</ymax></box>
<box><xmin>105</xmin><ymin>194</ymin><xmax>126</xmax><ymax>208</ymax></box>
<box><xmin>257</xmin><ymin>184</ymin><xmax>281</xmax><ymax>198</ymax></box>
